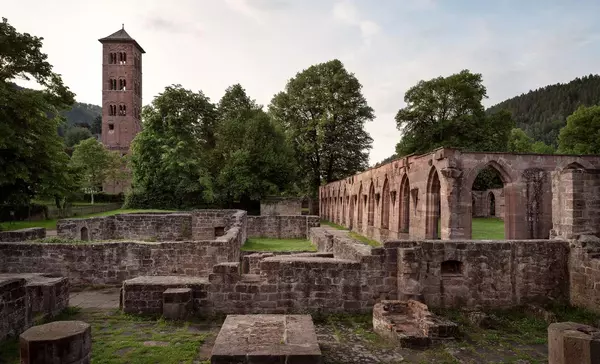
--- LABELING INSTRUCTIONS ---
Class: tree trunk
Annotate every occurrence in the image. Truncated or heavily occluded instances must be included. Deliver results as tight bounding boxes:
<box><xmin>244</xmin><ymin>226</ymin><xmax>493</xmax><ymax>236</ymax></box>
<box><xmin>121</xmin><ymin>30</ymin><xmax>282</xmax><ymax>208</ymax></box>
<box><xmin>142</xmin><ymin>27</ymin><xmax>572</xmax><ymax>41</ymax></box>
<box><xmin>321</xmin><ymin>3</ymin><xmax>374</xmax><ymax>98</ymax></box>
<box><xmin>91</xmin><ymin>192</ymin><xmax>94</xmax><ymax>205</ymax></box>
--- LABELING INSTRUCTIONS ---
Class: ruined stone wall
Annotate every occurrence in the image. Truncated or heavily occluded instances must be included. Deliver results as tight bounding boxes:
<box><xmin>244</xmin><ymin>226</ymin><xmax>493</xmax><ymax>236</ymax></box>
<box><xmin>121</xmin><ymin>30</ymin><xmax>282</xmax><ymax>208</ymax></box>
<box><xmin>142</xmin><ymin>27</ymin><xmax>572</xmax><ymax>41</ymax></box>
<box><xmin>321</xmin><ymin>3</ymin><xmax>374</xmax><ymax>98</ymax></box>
<box><xmin>471</xmin><ymin>189</ymin><xmax>504</xmax><ymax>218</ymax></box>
<box><xmin>568</xmin><ymin>238</ymin><xmax>600</xmax><ymax>313</ymax></box>
<box><xmin>0</xmin><ymin>227</ymin><xmax>45</xmax><ymax>242</ymax></box>
<box><xmin>396</xmin><ymin>240</ymin><xmax>570</xmax><ymax>308</ymax></box>
<box><xmin>247</xmin><ymin>215</ymin><xmax>319</xmax><ymax>239</ymax></box>
<box><xmin>0</xmin><ymin>278</ymin><xmax>30</xmax><ymax>340</ymax></box>
<box><xmin>56</xmin><ymin>210</ymin><xmax>245</xmax><ymax>242</ymax></box>
<box><xmin>260</xmin><ymin>198</ymin><xmax>302</xmax><ymax>216</ymax></box>
<box><xmin>320</xmin><ymin>147</ymin><xmax>600</xmax><ymax>241</ymax></box>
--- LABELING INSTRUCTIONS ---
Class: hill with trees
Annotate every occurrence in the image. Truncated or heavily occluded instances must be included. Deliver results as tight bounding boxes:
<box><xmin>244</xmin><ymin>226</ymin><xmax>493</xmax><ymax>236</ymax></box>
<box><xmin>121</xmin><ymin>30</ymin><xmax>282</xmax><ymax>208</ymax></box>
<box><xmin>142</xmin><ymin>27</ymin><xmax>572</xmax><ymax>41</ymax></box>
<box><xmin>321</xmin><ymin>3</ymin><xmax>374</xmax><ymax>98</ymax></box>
<box><xmin>64</xmin><ymin>102</ymin><xmax>101</xmax><ymax>128</ymax></box>
<box><xmin>486</xmin><ymin>74</ymin><xmax>600</xmax><ymax>146</ymax></box>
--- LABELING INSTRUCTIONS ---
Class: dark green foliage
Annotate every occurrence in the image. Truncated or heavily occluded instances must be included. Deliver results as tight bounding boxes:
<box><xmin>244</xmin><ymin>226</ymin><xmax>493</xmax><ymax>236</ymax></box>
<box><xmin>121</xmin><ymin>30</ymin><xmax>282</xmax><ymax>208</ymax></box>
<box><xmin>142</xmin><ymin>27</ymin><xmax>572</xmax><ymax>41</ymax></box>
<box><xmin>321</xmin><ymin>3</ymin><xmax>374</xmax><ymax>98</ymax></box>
<box><xmin>0</xmin><ymin>17</ymin><xmax>75</xmax><ymax>204</ymax></box>
<box><xmin>63</xmin><ymin>102</ymin><xmax>101</xmax><ymax>128</ymax></box>
<box><xmin>215</xmin><ymin>84</ymin><xmax>296</xmax><ymax>205</ymax></box>
<box><xmin>64</xmin><ymin>126</ymin><xmax>93</xmax><ymax>147</ymax></box>
<box><xmin>127</xmin><ymin>85</ymin><xmax>218</xmax><ymax>209</ymax></box>
<box><xmin>395</xmin><ymin>70</ymin><xmax>514</xmax><ymax>157</ymax></box>
<box><xmin>487</xmin><ymin>74</ymin><xmax>600</xmax><ymax>146</ymax></box>
<box><xmin>82</xmin><ymin>192</ymin><xmax>124</xmax><ymax>203</ymax></box>
<box><xmin>472</xmin><ymin>167</ymin><xmax>504</xmax><ymax>191</ymax></box>
<box><xmin>0</xmin><ymin>203</ymin><xmax>48</xmax><ymax>221</ymax></box>
<box><xmin>558</xmin><ymin>105</ymin><xmax>600</xmax><ymax>154</ymax></box>
<box><xmin>269</xmin><ymin>59</ymin><xmax>374</xmax><ymax>197</ymax></box>
<box><xmin>91</xmin><ymin>115</ymin><xmax>102</xmax><ymax>135</ymax></box>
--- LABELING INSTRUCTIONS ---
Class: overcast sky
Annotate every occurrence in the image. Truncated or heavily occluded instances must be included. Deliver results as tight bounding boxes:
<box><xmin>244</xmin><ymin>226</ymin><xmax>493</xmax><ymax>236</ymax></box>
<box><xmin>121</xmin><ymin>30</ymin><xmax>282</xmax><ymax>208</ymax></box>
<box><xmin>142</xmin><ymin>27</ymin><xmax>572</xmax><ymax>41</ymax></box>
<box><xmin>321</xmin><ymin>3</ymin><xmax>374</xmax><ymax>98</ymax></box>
<box><xmin>5</xmin><ymin>0</ymin><xmax>600</xmax><ymax>164</ymax></box>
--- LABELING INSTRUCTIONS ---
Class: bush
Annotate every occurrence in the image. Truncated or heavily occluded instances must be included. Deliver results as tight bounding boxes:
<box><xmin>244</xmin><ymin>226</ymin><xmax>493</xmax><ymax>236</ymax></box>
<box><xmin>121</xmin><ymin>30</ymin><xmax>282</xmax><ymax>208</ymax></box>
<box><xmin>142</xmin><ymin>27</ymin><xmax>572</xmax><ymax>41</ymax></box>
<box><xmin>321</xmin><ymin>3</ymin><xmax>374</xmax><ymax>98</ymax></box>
<box><xmin>0</xmin><ymin>204</ymin><xmax>48</xmax><ymax>221</ymax></box>
<box><xmin>82</xmin><ymin>192</ymin><xmax>124</xmax><ymax>203</ymax></box>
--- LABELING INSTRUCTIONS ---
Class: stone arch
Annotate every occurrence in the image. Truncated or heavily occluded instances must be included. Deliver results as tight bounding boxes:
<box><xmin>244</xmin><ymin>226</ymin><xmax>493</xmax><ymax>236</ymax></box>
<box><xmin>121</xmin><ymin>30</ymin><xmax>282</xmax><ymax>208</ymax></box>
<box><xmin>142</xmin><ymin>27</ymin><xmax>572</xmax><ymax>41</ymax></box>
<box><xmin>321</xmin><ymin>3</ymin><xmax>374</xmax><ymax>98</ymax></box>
<box><xmin>399</xmin><ymin>174</ymin><xmax>410</xmax><ymax>233</ymax></box>
<box><xmin>367</xmin><ymin>181</ymin><xmax>375</xmax><ymax>226</ymax></box>
<box><xmin>426</xmin><ymin>167</ymin><xmax>441</xmax><ymax>239</ymax></box>
<box><xmin>557</xmin><ymin>158</ymin><xmax>594</xmax><ymax>172</ymax></box>
<box><xmin>381</xmin><ymin>177</ymin><xmax>390</xmax><ymax>229</ymax></box>
<box><xmin>80</xmin><ymin>226</ymin><xmax>89</xmax><ymax>241</ymax></box>
<box><xmin>349</xmin><ymin>193</ymin><xmax>355</xmax><ymax>230</ymax></box>
<box><xmin>357</xmin><ymin>183</ymin><xmax>363</xmax><ymax>231</ymax></box>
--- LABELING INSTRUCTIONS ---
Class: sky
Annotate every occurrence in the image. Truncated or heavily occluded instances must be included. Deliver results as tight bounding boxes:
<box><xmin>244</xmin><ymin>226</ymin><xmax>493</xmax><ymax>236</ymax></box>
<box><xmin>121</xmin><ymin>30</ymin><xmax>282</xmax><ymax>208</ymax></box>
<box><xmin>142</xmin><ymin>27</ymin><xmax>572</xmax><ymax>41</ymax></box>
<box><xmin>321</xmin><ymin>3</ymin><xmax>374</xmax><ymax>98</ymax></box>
<box><xmin>4</xmin><ymin>0</ymin><xmax>600</xmax><ymax>164</ymax></box>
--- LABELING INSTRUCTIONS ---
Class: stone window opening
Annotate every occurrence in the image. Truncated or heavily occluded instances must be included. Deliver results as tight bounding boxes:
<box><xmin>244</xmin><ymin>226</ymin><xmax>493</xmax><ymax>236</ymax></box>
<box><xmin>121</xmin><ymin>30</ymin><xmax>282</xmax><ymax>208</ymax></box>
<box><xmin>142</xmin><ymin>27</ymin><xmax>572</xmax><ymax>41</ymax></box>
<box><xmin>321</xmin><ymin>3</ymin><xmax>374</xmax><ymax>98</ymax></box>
<box><xmin>108</xmin><ymin>123</ymin><xmax>114</xmax><ymax>132</ymax></box>
<box><xmin>441</xmin><ymin>260</ymin><xmax>463</xmax><ymax>276</ymax></box>
<box><xmin>80</xmin><ymin>227</ymin><xmax>89</xmax><ymax>241</ymax></box>
<box><xmin>119</xmin><ymin>79</ymin><xmax>127</xmax><ymax>91</ymax></box>
<box><xmin>214</xmin><ymin>227</ymin><xmax>225</xmax><ymax>237</ymax></box>
<box><xmin>109</xmin><ymin>105</ymin><xmax>117</xmax><ymax>116</ymax></box>
<box><xmin>109</xmin><ymin>52</ymin><xmax>117</xmax><ymax>64</ymax></box>
<box><xmin>489</xmin><ymin>192</ymin><xmax>496</xmax><ymax>216</ymax></box>
<box><xmin>109</xmin><ymin>79</ymin><xmax>117</xmax><ymax>90</ymax></box>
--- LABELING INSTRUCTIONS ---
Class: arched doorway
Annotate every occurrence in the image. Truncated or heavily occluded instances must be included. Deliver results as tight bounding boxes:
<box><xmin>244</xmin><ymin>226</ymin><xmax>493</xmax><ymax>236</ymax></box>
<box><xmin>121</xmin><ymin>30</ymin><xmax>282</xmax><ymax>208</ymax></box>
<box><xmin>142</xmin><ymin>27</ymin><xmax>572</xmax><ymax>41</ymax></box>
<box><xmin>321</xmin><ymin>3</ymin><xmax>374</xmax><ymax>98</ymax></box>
<box><xmin>349</xmin><ymin>195</ymin><xmax>355</xmax><ymax>230</ymax></box>
<box><xmin>367</xmin><ymin>181</ymin><xmax>375</xmax><ymax>226</ymax></box>
<box><xmin>469</xmin><ymin>163</ymin><xmax>509</xmax><ymax>240</ymax></box>
<box><xmin>426</xmin><ymin>167</ymin><xmax>441</xmax><ymax>239</ymax></box>
<box><xmin>357</xmin><ymin>184</ymin><xmax>363</xmax><ymax>231</ymax></box>
<box><xmin>399</xmin><ymin>175</ymin><xmax>410</xmax><ymax>233</ymax></box>
<box><xmin>381</xmin><ymin>178</ymin><xmax>390</xmax><ymax>229</ymax></box>
<box><xmin>489</xmin><ymin>192</ymin><xmax>496</xmax><ymax>216</ymax></box>
<box><xmin>80</xmin><ymin>226</ymin><xmax>89</xmax><ymax>241</ymax></box>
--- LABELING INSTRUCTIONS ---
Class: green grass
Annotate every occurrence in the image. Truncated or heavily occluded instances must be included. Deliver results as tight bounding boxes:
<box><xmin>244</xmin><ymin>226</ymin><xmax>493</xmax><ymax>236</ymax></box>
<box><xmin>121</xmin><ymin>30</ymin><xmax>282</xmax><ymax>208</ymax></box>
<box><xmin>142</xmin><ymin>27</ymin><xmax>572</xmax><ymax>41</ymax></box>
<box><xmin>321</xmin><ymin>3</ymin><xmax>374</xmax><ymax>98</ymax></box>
<box><xmin>0</xmin><ymin>209</ymin><xmax>175</xmax><ymax>231</ymax></box>
<box><xmin>320</xmin><ymin>220</ymin><xmax>348</xmax><ymax>230</ymax></box>
<box><xmin>0</xmin><ymin>308</ymin><xmax>211</xmax><ymax>364</ymax></box>
<box><xmin>472</xmin><ymin>217</ymin><xmax>504</xmax><ymax>240</ymax></box>
<box><xmin>348</xmin><ymin>231</ymin><xmax>381</xmax><ymax>247</ymax></box>
<box><xmin>242</xmin><ymin>238</ymin><xmax>317</xmax><ymax>252</ymax></box>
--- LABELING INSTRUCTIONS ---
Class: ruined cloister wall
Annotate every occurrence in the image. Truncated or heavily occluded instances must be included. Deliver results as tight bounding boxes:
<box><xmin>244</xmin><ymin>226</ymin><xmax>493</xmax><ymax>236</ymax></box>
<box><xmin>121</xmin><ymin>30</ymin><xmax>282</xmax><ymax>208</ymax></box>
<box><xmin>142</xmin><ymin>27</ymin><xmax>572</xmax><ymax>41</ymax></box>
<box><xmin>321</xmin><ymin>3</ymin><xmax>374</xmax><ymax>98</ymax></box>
<box><xmin>247</xmin><ymin>215</ymin><xmax>319</xmax><ymax>239</ymax></box>
<box><xmin>260</xmin><ymin>198</ymin><xmax>302</xmax><ymax>216</ymax></box>
<box><xmin>471</xmin><ymin>188</ymin><xmax>504</xmax><ymax>218</ymax></box>
<box><xmin>320</xmin><ymin>147</ymin><xmax>600</xmax><ymax>241</ymax></box>
<box><xmin>0</xmin><ymin>227</ymin><xmax>46</xmax><ymax>242</ymax></box>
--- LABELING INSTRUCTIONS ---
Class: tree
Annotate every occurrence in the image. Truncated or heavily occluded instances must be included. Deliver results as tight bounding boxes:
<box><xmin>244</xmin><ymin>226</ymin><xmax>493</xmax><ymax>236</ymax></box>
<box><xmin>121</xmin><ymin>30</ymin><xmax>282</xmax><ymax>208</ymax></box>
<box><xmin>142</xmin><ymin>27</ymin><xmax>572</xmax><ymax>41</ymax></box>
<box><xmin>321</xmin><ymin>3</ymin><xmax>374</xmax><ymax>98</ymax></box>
<box><xmin>558</xmin><ymin>105</ymin><xmax>600</xmax><ymax>154</ymax></box>
<box><xmin>0</xmin><ymin>17</ymin><xmax>75</xmax><ymax>204</ymax></box>
<box><xmin>507</xmin><ymin>128</ymin><xmax>534</xmax><ymax>153</ymax></box>
<box><xmin>269</xmin><ymin>59</ymin><xmax>374</xmax><ymax>197</ymax></box>
<box><xmin>215</xmin><ymin>84</ymin><xmax>296</xmax><ymax>205</ymax></box>
<box><xmin>127</xmin><ymin>85</ymin><xmax>218</xmax><ymax>209</ymax></box>
<box><xmin>91</xmin><ymin>115</ymin><xmax>102</xmax><ymax>135</ymax></box>
<box><xmin>395</xmin><ymin>70</ymin><xmax>513</xmax><ymax>156</ymax></box>
<box><xmin>64</xmin><ymin>126</ymin><xmax>93</xmax><ymax>147</ymax></box>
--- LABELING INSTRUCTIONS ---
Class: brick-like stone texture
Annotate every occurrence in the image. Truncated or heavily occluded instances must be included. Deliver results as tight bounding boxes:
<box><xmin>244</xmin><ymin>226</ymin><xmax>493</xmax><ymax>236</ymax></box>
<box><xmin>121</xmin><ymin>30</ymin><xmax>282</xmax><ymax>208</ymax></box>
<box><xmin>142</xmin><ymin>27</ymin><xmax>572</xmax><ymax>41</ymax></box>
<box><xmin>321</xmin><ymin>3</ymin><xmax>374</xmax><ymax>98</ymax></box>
<box><xmin>247</xmin><ymin>215</ymin><xmax>319</xmax><ymax>239</ymax></box>
<box><xmin>0</xmin><ymin>228</ymin><xmax>45</xmax><ymax>242</ymax></box>
<box><xmin>548</xmin><ymin>322</ymin><xmax>600</xmax><ymax>364</ymax></box>
<box><xmin>568</xmin><ymin>237</ymin><xmax>600</xmax><ymax>313</ymax></box>
<box><xmin>20</xmin><ymin>321</ymin><xmax>91</xmax><ymax>364</ymax></box>
<box><xmin>395</xmin><ymin>239</ymin><xmax>570</xmax><ymax>308</ymax></box>
<box><xmin>471</xmin><ymin>188</ymin><xmax>504</xmax><ymax>218</ymax></box>
<box><xmin>260</xmin><ymin>198</ymin><xmax>303</xmax><ymax>216</ymax></box>
<box><xmin>211</xmin><ymin>315</ymin><xmax>322</xmax><ymax>364</ymax></box>
<box><xmin>0</xmin><ymin>278</ymin><xmax>30</xmax><ymax>341</ymax></box>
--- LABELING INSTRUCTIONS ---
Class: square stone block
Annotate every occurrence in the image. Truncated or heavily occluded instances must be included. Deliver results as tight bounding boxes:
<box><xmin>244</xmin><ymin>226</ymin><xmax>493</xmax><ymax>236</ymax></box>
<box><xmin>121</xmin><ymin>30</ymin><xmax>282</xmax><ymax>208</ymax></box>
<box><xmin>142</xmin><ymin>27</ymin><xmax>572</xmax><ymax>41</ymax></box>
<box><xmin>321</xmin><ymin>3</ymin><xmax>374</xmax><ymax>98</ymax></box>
<box><xmin>548</xmin><ymin>322</ymin><xmax>600</xmax><ymax>364</ymax></box>
<box><xmin>163</xmin><ymin>288</ymin><xmax>192</xmax><ymax>320</ymax></box>
<box><xmin>211</xmin><ymin>315</ymin><xmax>322</xmax><ymax>364</ymax></box>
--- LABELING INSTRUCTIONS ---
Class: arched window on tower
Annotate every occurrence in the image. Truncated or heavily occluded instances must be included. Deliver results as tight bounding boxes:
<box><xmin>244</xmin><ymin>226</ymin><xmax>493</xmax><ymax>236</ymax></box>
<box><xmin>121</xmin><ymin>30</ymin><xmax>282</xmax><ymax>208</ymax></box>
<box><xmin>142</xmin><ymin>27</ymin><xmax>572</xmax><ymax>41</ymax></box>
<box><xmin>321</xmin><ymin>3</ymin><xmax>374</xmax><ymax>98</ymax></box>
<box><xmin>123</xmin><ymin>105</ymin><xmax>126</xmax><ymax>116</ymax></box>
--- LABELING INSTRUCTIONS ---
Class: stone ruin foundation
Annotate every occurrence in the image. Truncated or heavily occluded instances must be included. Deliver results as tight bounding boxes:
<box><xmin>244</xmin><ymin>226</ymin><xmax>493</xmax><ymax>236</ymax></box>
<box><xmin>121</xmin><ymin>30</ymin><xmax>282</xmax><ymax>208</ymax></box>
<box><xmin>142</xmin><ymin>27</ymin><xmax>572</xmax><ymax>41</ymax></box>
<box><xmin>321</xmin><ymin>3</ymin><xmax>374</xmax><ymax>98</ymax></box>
<box><xmin>20</xmin><ymin>321</ymin><xmax>91</xmax><ymax>364</ymax></box>
<box><xmin>210</xmin><ymin>314</ymin><xmax>322</xmax><ymax>363</ymax></box>
<box><xmin>373</xmin><ymin>300</ymin><xmax>458</xmax><ymax>348</ymax></box>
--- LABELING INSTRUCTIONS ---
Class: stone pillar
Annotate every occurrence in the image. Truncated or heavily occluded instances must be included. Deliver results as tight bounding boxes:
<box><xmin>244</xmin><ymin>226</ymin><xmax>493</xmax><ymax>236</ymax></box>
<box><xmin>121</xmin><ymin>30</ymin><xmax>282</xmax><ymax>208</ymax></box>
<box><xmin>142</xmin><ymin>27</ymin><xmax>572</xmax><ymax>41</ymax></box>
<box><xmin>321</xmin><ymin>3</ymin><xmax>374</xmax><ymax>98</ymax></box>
<box><xmin>548</xmin><ymin>322</ymin><xmax>600</xmax><ymax>364</ymax></box>
<box><xmin>20</xmin><ymin>321</ymin><xmax>91</xmax><ymax>364</ymax></box>
<box><xmin>439</xmin><ymin>167</ymin><xmax>465</xmax><ymax>240</ymax></box>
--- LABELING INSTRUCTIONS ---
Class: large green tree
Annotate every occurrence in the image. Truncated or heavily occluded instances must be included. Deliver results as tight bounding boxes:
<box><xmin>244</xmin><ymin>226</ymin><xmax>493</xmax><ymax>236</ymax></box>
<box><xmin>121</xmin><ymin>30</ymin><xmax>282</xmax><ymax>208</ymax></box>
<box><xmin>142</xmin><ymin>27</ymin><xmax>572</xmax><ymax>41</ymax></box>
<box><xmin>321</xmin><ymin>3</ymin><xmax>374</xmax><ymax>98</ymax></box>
<box><xmin>65</xmin><ymin>126</ymin><xmax>93</xmax><ymax>147</ymax></box>
<box><xmin>269</xmin><ymin>59</ymin><xmax>374</xmax><ymax>197</ymax></box>
<box><xmin>0</xmin><ymin>17</ymin><xmax>75</xmax><ymax>204</ymax></box>
<box><xmin>215</xmin><ymin>84</ymin><xmax>296</xmax><ymax>205</ymax></box>
<box><xmin>557</xmin><ymin>105</ymin><xmax>600</xmax><ymax>154</ymax></box>
<box><xmin>127</xmin><ymin>85</ymin><xmax>218</xmax><ymax>209</ymax></box>
<box><xmin>395</xmin><ymin>70</ymin><xmax>513</xmax><ymax>156</ymax></box>
<box><xmin>70</xmin><ymin>138</ymin><xmax>124</xmax><ymax>204</ymax></box>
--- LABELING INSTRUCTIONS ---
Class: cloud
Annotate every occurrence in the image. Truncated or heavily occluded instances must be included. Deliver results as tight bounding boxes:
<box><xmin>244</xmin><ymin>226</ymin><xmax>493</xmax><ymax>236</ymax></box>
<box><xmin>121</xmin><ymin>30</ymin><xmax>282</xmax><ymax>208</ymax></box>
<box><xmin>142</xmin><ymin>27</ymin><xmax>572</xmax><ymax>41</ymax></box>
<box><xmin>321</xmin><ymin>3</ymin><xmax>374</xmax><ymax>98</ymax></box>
<box><xmin>332</xmin><ymin>0</ymin><xmax>381</xmax><ymax>44</ymax></box>
<box><xmin>144</xmin><ymin>16</ymin><xmax>202</xmax><ymax>36</ymax></box>
<box><xmin>224</xmin><ymin>0</ymin><xmax>289</xmax><ymax>23</ymax></box>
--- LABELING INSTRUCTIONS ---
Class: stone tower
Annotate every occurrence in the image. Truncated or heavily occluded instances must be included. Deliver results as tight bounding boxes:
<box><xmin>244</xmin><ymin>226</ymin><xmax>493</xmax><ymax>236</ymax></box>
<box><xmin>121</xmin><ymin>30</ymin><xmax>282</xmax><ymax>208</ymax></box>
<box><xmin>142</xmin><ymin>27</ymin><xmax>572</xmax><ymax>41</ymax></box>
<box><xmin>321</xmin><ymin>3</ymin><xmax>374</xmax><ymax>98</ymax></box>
<box><xmin>99</xmin><ymin>26</ymin><xmax>145</xmax><ymax>193</ymax></box>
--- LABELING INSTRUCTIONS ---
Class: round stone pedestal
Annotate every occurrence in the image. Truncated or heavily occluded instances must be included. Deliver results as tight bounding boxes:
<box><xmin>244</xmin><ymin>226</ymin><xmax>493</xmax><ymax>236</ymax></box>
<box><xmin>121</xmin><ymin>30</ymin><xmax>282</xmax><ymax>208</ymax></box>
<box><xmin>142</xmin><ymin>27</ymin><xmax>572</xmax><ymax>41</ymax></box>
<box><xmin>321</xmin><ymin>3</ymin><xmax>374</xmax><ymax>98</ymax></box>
<box><xmin>20</xmin><ymin>321</ymin><xmax>91</xmax><ymax>364</ymax></box>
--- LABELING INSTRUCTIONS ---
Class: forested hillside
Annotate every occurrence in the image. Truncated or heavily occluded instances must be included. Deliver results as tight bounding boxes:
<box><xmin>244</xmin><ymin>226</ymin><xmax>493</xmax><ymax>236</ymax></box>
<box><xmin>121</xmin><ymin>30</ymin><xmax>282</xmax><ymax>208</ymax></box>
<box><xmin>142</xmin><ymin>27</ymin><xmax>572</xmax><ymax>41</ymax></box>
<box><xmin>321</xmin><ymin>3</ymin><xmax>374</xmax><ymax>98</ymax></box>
<box><xmin>64</xmin><ymin>102</ymin><xmax>101</xmax><ymax>127</ymax></box>
<box><xmin>487</xmin><ymin>74</ymin><xmax>600</xmax><ymax>146</ymax></box>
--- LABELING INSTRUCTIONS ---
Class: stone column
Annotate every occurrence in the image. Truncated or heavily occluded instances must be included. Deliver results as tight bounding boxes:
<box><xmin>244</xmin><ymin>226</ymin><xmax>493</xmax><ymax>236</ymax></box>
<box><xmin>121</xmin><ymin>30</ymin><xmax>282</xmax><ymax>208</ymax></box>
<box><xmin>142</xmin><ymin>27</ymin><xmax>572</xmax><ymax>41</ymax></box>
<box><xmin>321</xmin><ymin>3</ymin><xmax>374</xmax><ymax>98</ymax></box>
<box><xmin>440</xmin><ymin>167</ymin><xmax>465</xmax><ymax>240</ymax></box>
<box><xmin>548</xmin><ymin>322</ymin><xmax>600</xmax><ymax>364</ymax></box>
<box><xmin>20</xmin><ymin>321</ymin><xmax>91</xmax><ymax>364</ymax></box>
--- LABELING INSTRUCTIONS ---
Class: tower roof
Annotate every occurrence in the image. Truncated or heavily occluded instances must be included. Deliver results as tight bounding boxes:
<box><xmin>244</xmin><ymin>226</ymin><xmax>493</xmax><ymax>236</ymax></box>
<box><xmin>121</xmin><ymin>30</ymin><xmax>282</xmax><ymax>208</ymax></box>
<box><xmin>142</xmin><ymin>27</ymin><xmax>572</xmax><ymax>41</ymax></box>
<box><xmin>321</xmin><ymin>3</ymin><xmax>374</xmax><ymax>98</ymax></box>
<box><xmin>99</xmin><ymin>26</ymin><xmax>145</xmax><ymax>53</ymax></box>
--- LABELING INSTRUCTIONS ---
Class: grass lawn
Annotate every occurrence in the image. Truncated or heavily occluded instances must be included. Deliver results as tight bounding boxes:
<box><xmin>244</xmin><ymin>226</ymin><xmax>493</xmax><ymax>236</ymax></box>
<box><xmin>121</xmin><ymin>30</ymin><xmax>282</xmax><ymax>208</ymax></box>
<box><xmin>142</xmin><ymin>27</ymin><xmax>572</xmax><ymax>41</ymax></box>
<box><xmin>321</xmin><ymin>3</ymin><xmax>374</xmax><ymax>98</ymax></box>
<box><xmin>472</xmin><ymin>217</ymin><xmax>505</xmax><ymax>240</ymax></box>
<box><xmin>242</xmin><ymin>238</ymin><xmax>317</xmax><ymax>252</ymax></box>
<box><xmin>0</xmin><ymin>209</ymin><xmax>175</xmax><ymax>232</ymax></box>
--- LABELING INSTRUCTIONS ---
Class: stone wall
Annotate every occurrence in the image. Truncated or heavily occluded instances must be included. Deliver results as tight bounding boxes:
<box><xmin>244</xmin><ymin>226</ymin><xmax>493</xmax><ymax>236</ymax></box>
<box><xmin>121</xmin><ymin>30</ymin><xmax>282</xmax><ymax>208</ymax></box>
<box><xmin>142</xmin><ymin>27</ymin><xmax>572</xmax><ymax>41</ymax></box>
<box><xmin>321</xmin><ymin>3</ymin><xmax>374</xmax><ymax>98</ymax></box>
<box><xmin>568</xmin><ymin>237</ymin><xmax>600</xmax><ymax>313</ymax></box>
<box><xmin>247</xmin><ymin>215</ymin><xmax>319</xmax><ymax>239</ymax></box>
<box><xmin>56</xmin><ymin>210</ymin><xmax>245</xmax><ymax>242</ymax></box>
<box><xmin>471</xmin><ymin>188</ymin><xmax>504</xmax><ymax>218</ymax></box>
<box><xmin>0</xmin><ymin>227</ymin><xmax>45</xmax><ymax>242</ymax></box>
<box><xmin>396</xmin><ymin>240</ymin><xmax>570</xmax><ymax>308</ymax></box>
<box><xmin>0</xmin><ymin>277</ymin><xmax>30</xmax><ymax>341</ymax></box>
<box><xmin>260</xmin><ymin>198</ymin><xmax>302</xmax><ymax>216</ymax></box>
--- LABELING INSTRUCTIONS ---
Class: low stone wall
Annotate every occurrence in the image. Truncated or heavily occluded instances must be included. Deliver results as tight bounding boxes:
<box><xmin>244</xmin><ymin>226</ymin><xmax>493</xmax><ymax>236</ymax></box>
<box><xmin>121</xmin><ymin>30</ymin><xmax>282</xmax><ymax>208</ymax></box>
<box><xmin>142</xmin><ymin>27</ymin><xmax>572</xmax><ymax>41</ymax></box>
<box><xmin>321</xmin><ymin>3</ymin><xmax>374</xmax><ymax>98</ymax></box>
<box><xmin>568</xmin><ymin>237</ymin><xmax>600</xmax><ymax>313</ymax></box>
<box><xmin>247</xmin><ymin>215</ymin><xmax>319</xmax><ymax>239</ymax></box>
<box><xmin>0</xmin><ymin>277</ymin><xmax>30</xmax><ymax>341</ymax></box>
<box><xmin>260</xmin><ymin>198</ymin><xmax>302</xmax><ymax>216</ymax></box>
<box><xmin>57</xmin><ymin>210</ymin><xmax>245</xmax><ymax>242</ymax></box>
<box><xmin>396</xmin><ymin>239</ymin><xmax>570</xmax><ymax>308</ymax></box>
<box><xmin>0</xmin><ymin>227</ymin><xmax>45</xmax><ymax>242</ymax></box>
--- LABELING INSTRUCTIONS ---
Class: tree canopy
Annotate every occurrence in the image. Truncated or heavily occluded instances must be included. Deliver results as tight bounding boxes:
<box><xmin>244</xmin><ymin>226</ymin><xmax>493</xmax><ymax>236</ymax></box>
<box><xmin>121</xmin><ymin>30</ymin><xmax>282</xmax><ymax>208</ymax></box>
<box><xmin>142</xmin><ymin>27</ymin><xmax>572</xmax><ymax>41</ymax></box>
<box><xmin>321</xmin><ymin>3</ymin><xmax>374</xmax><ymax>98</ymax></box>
<box><xmin>0</xmin><ymin>17</ymin><xmax>75</xmax><ymax>204</ymax></box>
<box><xmin>269</xmin><ymin>59</ymin><xmax>374</xmax><ymax>197</ymax></box>
<box><xmin>65</xmin><ymin>126</ymin><xmax>93</xmax><ymax>147</ymax></box>
<box><xmin>558</xmin><ymin>105</ymin><xmax>600</xmax><ymax>155</ymax></box>
<box><xmin>395</xmin><ymin>69</ymin><xmax>514</xmax><ymax>157</ymax></box>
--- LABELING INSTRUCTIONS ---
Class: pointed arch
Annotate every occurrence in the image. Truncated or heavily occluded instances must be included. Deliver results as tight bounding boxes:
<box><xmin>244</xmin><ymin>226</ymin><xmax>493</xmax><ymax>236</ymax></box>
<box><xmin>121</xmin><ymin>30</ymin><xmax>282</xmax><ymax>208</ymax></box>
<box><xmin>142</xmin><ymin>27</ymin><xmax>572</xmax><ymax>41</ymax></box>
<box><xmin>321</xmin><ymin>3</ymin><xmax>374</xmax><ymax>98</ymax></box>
<box><xmin>488</xmin><ymin>191</ymin><xmax>496</xmax><ymax>216</ymax></box>
<box><xmin>381</xmin><ymin>177</ymin><xmax>390</xmax><ymax>229</ymax></box>
<box><xmin>367</xmin><ymin>181</ymin><xmax>375</xmax><ymax>226</ymax></box>
<box><xmin>426</xmin><ymin>167</ymin><xmax>441</xmax><ymax>239</ymax></box>
<box><xmin>357</xmin><ymin>183</ymin><xmax>363</xmax><ymax>231</ymax></box>
<box><xmin>399</xmin><ymin>174</ymin><xmax>411</xmax><ymax>233</ymax></box>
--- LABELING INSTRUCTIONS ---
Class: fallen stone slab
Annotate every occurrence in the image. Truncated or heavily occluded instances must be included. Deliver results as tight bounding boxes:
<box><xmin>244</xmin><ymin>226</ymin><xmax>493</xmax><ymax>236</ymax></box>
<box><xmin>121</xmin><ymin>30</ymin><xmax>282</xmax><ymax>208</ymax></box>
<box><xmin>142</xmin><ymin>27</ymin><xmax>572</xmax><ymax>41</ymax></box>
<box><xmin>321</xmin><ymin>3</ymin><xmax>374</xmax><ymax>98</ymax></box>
<box><xmin>211</xmin><ymin>314</ymin><xmax>322</xmax><ymax>363</ymax></box>
<box><xmin>548</xmin><ymin>322</ymin><xmax>600</xmax><ymax>364</ymax></box>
